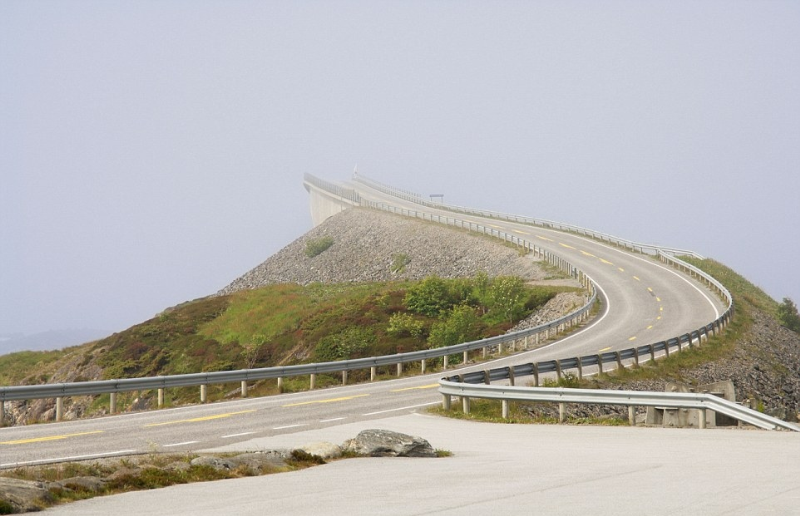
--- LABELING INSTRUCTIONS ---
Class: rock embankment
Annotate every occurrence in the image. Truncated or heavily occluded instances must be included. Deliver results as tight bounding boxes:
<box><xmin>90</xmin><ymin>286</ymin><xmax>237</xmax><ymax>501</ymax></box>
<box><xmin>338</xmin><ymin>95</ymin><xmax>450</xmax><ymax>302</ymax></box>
<box><xmin>218</xmin><ymin>207</ymin><xmax>550</xmax><ymax>294</ymax></box>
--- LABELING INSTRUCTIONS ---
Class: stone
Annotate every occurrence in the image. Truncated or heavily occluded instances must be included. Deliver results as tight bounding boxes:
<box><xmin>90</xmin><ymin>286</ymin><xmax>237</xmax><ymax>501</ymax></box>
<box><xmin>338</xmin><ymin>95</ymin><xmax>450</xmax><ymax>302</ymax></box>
<box><xmin>297</xmin><ymin>441</ymin><xmax>342</xmax><ymax>460</ymax></box>
<box><xmin>0</xmin><ymin>477</ymin><xmax>55</xmax><ymax>513</ymax></box>
<box><xmin>61</xmin><ymin>476</ymin><xmax>107</xmax><ymax>492</ymax></box>
<box><xmin>342</xmin><ymin>429</ymin><xmax>436</xmax><ymax>458</ymax></box>
<box><xmin>190</xmin><ymin>456</ymin><xmax>237</xmax><ymax>471</ymax></box>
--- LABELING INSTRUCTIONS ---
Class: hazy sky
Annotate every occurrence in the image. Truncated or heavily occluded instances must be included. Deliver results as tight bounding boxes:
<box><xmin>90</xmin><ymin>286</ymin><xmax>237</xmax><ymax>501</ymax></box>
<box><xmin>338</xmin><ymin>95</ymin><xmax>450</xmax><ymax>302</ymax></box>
<box><xmin>2</xmin><ymin>1</ymin><xmax>798</xmax><ymax>340</ymax></box>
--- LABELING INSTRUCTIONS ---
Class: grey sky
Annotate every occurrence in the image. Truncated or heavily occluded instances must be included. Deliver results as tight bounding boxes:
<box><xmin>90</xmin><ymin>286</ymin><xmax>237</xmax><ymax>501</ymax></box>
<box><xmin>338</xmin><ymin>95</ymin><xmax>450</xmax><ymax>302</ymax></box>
<box><xmin>2</xmin><ymin>1</ymin><xmax>798</xmax><ymax>339</ymax></box>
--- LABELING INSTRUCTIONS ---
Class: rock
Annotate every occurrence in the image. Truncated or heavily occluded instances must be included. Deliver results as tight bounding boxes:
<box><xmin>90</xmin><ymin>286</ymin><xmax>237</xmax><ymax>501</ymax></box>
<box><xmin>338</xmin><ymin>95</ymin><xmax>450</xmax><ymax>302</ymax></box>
<box><xmin>61</xmin><ymin>476</ymin><xmax>107</xmax><ymax>492</ymax></box>
<box><xmin>296</xmin><ymin>441</ymin><xmax>342</xmax><ymax>460</ymax></box>
<box><xmin>342</xmin><ymin>429</ymin><xmax>436</xmax><ymax>458</ymax></box>
<box><xmin>190</xmin><ymin>456</ymin><xmax>237</xmax><ymax>471</ymax></box>
<box><xmin>229</xmin><ymin>451</ymin><xmax>290</xmax><ymax>472</ymax></box>
<box><xmin>0</xmin><ymin>477</ymin><xmax>55</xmax><ymax>513</ymax></box>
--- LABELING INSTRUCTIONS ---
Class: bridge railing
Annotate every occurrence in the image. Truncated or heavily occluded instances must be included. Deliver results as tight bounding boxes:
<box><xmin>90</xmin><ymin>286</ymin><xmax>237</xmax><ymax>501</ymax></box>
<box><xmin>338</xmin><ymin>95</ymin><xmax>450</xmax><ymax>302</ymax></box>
<box><xmin>437</xmin><ymin>380</ymin><xmax>800</xmax><ymax>431</ymax></box>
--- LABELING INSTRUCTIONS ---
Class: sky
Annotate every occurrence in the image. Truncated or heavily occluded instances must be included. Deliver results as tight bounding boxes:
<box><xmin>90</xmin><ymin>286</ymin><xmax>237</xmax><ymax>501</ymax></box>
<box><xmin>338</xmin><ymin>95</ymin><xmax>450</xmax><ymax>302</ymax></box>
<box><xmin>1</xmin><ymin>1</ymin><xmax>798</xmax><ymax>342</ymax></box>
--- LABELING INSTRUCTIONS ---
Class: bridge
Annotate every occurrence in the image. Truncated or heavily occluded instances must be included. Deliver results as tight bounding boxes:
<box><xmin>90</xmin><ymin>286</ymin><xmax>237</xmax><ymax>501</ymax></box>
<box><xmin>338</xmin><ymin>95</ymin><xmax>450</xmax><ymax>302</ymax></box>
<box><xmin>3</xmin><ymin>173</ymin><xmax>799</xmax><ymax>514</ymax></box>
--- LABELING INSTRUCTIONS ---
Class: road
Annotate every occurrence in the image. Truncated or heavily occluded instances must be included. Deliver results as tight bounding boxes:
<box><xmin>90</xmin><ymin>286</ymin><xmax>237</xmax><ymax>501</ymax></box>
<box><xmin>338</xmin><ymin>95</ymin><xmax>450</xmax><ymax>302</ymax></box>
<box><xmin>1</xmin><ymin>178</ymin><xmax>727</xmax><ymax>471</ymax></box>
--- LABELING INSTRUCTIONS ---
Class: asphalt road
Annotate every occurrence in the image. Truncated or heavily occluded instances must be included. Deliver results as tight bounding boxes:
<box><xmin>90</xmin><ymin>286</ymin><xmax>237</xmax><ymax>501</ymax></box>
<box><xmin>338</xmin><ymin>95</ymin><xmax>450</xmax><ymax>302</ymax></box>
<box><xmin>0</xmin><ymin>180</ymin><xmax>728</xmax><ymax>469</ymax></box>
<box><xmin>42</xmin><ymin>413</ymin><xmax>800</xmax><ymax>516</ymax></box>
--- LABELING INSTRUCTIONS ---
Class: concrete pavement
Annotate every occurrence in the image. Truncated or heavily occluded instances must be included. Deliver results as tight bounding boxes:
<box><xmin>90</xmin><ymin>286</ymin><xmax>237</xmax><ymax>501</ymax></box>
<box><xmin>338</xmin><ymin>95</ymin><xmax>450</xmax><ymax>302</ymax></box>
<box><xmin>43</xmin><ymin>413</ymin><xmax>800</xmax><ymax>515</ymax></box>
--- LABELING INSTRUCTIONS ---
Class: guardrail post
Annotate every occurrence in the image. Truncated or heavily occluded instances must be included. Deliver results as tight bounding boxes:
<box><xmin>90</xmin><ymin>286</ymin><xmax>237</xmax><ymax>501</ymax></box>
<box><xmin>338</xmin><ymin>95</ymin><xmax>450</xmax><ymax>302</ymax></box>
<box><xmin>482</xmin><ymin>347</ymin><xmax>487</xmax><ymax>359</ymax></box>
<box><xmin>462</xmin><ymin>396</ymin><xmax>470</xmax><ymax>414</ymax></box>
<box><xmin>698</xmin><ymin>408</ymin><xmax>706</xmax><ymax>429</ymax></box>
<box><xmin>396</xmin><ymin>363</ymin><xmax>403</xmax><ymax>376</ymax></box>
<box><xmin>277</xmin><ymin>377</ymin><xmax>283</xmax><ymax>390</ymax></box>
<box><xmin>342</xmin><ymin>371</ymin><xmax>348</xmax><ymax>385</ymax></box>
<box><xmin>576</xmin><ymin>358</ymin><xmax>583</xmax><ymax>380</ymax></box>
<box><xmin>597</xmin><ymin>355</ymin><xmax>603</xmax><ymax>375</ymax></box>
<box><xmin>633</xmin><ymin>348</ymin><xmax>639</xmax><ymax>367</ymax></box>
<box><xmin>442</xmin><ymin>393</ymin><xmax>451</xmax><ymax>410</ymax></box>
<box><xmin>556</xmin><ymin>360</ymin><xmax>562</xmax><ymax>380</ymax></box>
<box><xmin>310</xmin><ymin>374</ymin><xmax>316</xmax><ymax>390</ymax></box>
<box><xmin>0</xmin><ymin>401</ymin><xmax>4</xmax><ymax>427</ymax></box>
<box><xmin>559</xmin><ymin>403</ymin><xmax>565</xmax><ymax>423</ymax></box>
<box><xmin>524</xmin><ymin>334</ymin><xmax>529</xmax><ymax>350</ymax></box>
<box><xmin>502</xmin><ymin>400</ymin><xmax>509</xmax><ymax>419</ymax></box>
<box><xmin>616</xmin><ymin>352</ymin><xmax>622</xmax><ymax>370</ymax></box>
<box><xmin>110</xmin><ymin>393</ymin><xmax>117</xmax><ymax>414</ymax></box>
<box><xmin>484</xmin><ymin>370</ymin><xmax>491</xmax><ymax>384</ymax></box>
<box><xmin>498</xmin><ymin>342</ymin><xmax>503</xmax><ymax>355</ymax></box>
<box><xmin>421</xmin><ymin>359</ymin><xmax>426</xmax><ymax>374</ymax></box>
<box><xmin>463</xmin><ymin>351</ymin><xmax>469</xmax><ymax>364</ymax></box>
<box><xmin>443</xmin><ymin>355</ymin><xmax>449</xmax><ymax>370</ymax></box>
<box><xmin>200</xmin><ymin>385</ymin><xmax>207</xmax><ymax>403</ymax></box>
<box><xmin>628</xmin><ymin>406</ymin><xmax>635</xmax><ymax>426</ymax></box>
<box><xmin>649</xmin><ymin>344</ymin><xmax>656</xmax><ymax>363</ymax></box>
<box><xmin>664</xmin><ymin>342</ymin><xmax>670</xmax><ymax>358</ymax></box>
<box><xmin>56</xmin><ymin>397</ymin><xmax>63</xmax><ymax>421</ymax></box>
<box><xmin>508</xmin><ymin>367</ymin><xmax>515</xmax><ymax>386</ymax></box>
<box><xmin>158</xmin><ymin>388</ymin><xmax>165</xmax><ymax>407</ymax></box>
<box><xmin>240</xmin><ymin>381</ymin><xmax>247</xmax><ymax>398</ymax></box>
<box><xmin>532</xmin><ymin>363</ymin><xmax>539</xmax><ymax>386</ymax></box>
<box><xmin>370</xmin><ymin>367</ymin><xmax>376</xmax><ymax>381</ymax></box>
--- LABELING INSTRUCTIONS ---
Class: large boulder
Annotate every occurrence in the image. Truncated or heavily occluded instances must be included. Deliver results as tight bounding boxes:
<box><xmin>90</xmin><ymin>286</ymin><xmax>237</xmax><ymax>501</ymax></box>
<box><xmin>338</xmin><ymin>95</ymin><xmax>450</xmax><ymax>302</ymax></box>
<box><xmin>0</xmin><ymin>477</ymin><xmax>56</xmax><ymax>513</ymax></box>
<box><xmin>342</xmin><ymin>429</ymin><xmax>436</xmax><ymax>458</ymax></box>
<box><xmin>297</xmin><ymin>441</ymin><xmax>342</xmax><ymax>460</ymax></box>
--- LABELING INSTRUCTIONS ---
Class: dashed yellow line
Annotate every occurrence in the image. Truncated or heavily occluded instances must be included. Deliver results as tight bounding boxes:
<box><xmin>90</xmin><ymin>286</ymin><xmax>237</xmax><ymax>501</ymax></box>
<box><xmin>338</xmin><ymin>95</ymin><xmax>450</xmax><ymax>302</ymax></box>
<box><xmin>488</xmin><ymin>224</ymin><xmax>502</xmax><ymax>229</ymax></box>
<box><xmin>633</xmin><ymin>276</ymin><xmax>641</xmax><ymax>281</ymax></box>
<box><xmin>618</xmin><ymin>267</ymin><xmax>625</xmax><ymax>272</ymax></box>
<box><xmin>656</xmin><ymin>297</ymin><xmax>661</xmax><ymax>302</ymax></box>
<box><xmin>629</xmin><ymin>336</ymin><xmax>637</xmax><ymax>341</ymax></box>
<box><xmin>600</xmin><ymin>258</ymin><xmax>614</xmax><ymax>265</ymax></box>
<box><xmin>512</xmin><ymin>230</ymin><xmax>529</xmax><ymax>235</ymax></box>
<box><xmin>283</xmin><ymin>394</ymin><xmax>369</xmax><ymax>408</ymax></box>
<box><xmin>536</xmin><ymin>235</ymin><xmax>554</xmax><ymax>242</ymax></box>
<box><xmin>145</xmin><ymin>410</ymin><xmax>256</xmax><ymax>427</ymax></box>
<box><xmin>559</xmin><ymin>243</ymin><xmax>576</xmax><ymax>249</ymax></box>
<box><xmin>391</xmin><ymin>384</ymin><xmax>439</xmax><ymax>392</ymax></box>
<box><xmin>599</xmin><ymin>346</ymin><xmax>612</xmax><ymax>352</ymax></box>
<box><xmin>580</xmin><ymin>250</ymin><xmax>596</xmax><ymax>258</ymax></box>
<box><xmin>647</xmin><ymin>325</ymin><xmax>653</xmax><ymax>330</ymax></box>
<box><xmin>1</xmin><ymin>430</ymin><xmax>104</xmax><ymax>446</ymax></box>
<box><xmin>647</xmin><ymin>287</ymin><xmax>654</xmax><ymax>293</ymax></box>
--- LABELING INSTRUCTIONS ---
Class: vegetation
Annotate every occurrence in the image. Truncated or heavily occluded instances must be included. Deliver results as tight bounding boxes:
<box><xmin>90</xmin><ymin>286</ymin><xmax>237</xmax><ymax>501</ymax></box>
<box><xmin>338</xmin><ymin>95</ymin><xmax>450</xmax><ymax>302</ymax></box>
<box><xmin>390</xmin><ymin>253</ymin><xmax>411</xmax><ymax>274</ymax></box>
<box><xmin>778</xmin><ymin>297</ymin><xmax>800</xmax><ymax>333</ymax></box>
<box><xmin>304</xmin><ymin>236</ymin><xmax>334</xmax><ymax>257</ymax></box>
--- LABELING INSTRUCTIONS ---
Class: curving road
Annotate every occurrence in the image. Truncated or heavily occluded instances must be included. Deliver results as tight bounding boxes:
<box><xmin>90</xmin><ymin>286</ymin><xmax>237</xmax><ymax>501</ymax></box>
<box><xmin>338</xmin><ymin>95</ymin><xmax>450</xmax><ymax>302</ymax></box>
<box><xmin>0</xmin><ymin>177</ymin><xmax>727</xmax><ymax>469</ymax></box>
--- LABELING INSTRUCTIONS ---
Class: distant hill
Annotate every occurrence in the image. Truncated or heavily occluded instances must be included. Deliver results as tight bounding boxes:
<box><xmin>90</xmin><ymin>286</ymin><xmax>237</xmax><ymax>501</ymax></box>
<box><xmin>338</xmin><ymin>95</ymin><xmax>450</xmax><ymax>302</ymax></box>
<box><xmin>0</xmin><ymin>329</ymin><xmax>109</xmax><ymax>355</ymax></box>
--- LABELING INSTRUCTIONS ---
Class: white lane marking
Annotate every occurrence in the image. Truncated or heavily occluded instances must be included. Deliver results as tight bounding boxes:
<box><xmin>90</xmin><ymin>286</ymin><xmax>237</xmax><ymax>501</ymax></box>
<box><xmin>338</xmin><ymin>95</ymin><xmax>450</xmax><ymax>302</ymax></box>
<box><xmin>273</xmin><ymin>424</ymin><xmax>308</xmax><ymax>430</ymax></box>
<box><xmin>163</xmin><ymin>441</ymin><xmax>199</xmax><ymax>448</ymax></box>
<box><xmin>1</xmin><ymin>450</ymin><xmax>137</xmax><ymax>468</ymax></box>
<box><xmin>320</xmin><ymin>417</ymin><xmax>346</xmax><ymax>423</ymax></box>
<box><xmin>221</xmin><ymin>432</ymin><xmax>255</xmax><ymax>439</ymax></box>
<box><xmin>363</xmin><ymin>402</ymin><xmax>440</xmax><ymax>416</ymax></box>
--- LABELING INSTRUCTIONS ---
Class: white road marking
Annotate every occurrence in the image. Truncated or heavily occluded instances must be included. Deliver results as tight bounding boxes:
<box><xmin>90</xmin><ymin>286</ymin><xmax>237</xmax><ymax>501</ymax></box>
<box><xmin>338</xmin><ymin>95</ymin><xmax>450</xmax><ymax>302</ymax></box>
<box><xmin>163</xmin><ymin>441</ymin><xmax>199</xmax><ymax>448</ymax></box>
<box><xmin>320</xmin><ymin>417</ymin><xmax>346</xmax><ymax>423</ymax></box>
<box><xmin>273</xmin><ymin>424</ymin><xmax>308</xmax><ymax>430</ymax></box>
<box><xmin>221</xmin><ymin>432</ymin><xmax>255</xmax><ymax>439</ymax></box>
<box><xmin>1</xmin><ymin>450</ymin><xmax>137</xmax><ymax>468</ymax></box>
<box><xmin>363</xmin><ymin>402</ymin><xmax>440</xmax><ymax>416</ymax></box>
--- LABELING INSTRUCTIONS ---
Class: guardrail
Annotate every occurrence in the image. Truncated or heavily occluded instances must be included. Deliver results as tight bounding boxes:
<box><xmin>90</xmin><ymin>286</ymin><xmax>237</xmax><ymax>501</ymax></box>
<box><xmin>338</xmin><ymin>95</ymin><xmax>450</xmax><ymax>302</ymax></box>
<box><xmin>437</xmin><ymin>379</ymin><xmax>800</xmax><ymax>432</ymax></box>
<box><xmin>0</xmin><ymin>182</ymin><xmax>598</xmax><ymax>424</ymax></box>
<box><xmin>353</xmin><ymin>174</ymin><xmax>704</xmax><ymax>258</ymax></box>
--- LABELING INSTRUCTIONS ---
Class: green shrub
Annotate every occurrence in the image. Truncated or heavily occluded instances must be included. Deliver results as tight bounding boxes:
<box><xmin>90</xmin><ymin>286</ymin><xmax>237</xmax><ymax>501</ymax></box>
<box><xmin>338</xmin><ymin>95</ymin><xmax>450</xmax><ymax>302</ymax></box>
<box><xmin>305</xmin><ymin>236</ymin><xmax>334</xmax><ymax>257</ymax></box>
<box><xmin>386</xmin><ymin>312</ymin><xmax>425</xmax><ymax>339</ymax></box>
<box><xmin>390</xmin><ymin>253</ymin><xmax>411</xmax><ymax>274</ymax></box>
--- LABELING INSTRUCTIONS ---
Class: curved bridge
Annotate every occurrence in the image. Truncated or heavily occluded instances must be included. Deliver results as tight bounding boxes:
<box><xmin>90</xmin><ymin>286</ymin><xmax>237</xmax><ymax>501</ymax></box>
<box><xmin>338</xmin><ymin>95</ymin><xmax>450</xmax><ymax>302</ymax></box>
<box><xmin>1</xmin><ymin>172</ymin><xmax>744</xmax><ymax>468</ymax></box>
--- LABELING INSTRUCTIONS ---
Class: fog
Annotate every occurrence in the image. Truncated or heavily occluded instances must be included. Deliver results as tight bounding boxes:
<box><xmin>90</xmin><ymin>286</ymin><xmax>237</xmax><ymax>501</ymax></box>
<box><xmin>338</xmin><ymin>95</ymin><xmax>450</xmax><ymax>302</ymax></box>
<box><xmin>2</xmin><ymin>1</ymin><xmax>798</xmax><ymax>341</ymax></box>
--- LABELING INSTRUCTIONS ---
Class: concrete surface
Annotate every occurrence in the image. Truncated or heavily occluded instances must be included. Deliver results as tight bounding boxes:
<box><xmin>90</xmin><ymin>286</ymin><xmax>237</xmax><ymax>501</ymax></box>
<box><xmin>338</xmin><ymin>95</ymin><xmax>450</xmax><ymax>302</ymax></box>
<box><xmin>43</xmin><ymin>413</ymin><xmax>800</xmax><ymax>515</ymax></box>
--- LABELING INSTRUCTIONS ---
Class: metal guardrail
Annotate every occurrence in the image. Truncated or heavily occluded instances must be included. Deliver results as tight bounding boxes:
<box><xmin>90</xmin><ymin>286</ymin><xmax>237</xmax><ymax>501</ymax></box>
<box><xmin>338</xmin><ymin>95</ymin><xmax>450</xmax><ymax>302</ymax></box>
<box><xmin>0</xmin><ymin>183</ymin><xmax>598</xmax><ymax>418</ymax></box>
<box><xmin>353</xmin><ymin>174</ymin><xmax>705</xmax><ymax>259</ymax></box>
<box><xmin>438</xmin><ymin>380</ymin><xmax>800</xmax><ymax>432</ymax></box>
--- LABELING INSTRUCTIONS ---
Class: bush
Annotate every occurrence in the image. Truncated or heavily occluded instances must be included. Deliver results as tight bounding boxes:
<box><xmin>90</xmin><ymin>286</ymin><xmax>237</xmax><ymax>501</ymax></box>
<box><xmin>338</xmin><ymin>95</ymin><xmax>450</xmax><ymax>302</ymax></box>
<box><xmin>386</xmin><ymin>312</ymin><xmax>425</xmax><ymax>339</ymax></box>
<box><xmin>428</xmin><ymin>305</ymin><xmax>482</xmax><ymax>348</ymax></box>
<box><xmin>314</xmin><ymin>327</ymin><xmax>376</xmax><ymax>361</ymax></box>
<box><xmin>390</xmin><ymin>253</ymin><xmax>411</xmax><ymax>274</ymax></box>
<box><xmin>778</xmin><ymin>297</ymin><xmax>800</xmax><ymax>333</ymax></box>
<box><xmin>305</xmin><ymin>236</ymin><xmax>334</xmax><ymax>257</ymax></box>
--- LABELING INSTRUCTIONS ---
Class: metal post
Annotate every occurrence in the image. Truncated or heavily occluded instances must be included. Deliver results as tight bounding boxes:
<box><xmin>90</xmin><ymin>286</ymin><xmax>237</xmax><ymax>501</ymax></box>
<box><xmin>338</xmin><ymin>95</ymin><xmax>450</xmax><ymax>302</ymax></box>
<box><xmin>559</xmin><ymin>403</ymin><xmax>565</xmax><ymax>423</ymax></box>
<box><xmin>650</xmin><ymin>344</ymin><xmax>656</xmax><ymax>363</ymax></box>
<box><xmin>310</xmin><ymin>374</ymin><xmax>316</xmax><ymax>390</ymax></box>
<box><xmin>443</xmin><ymin>355</ymin><xmax>449</xmax><ymax>370</ymax></box>
<box><xmin>576</xmin><ymin>358</ymin><xmax>583</xmax><ymax>380</ymax></box>
<box><xmin>396</xmin><ymin>362</ymin><xmax>403</xmax><ymax>376</ymax></box>
<box><xmin>0</xmin><ymin>401</ymin><xmax>4</xmax><ymax>427</ymax></box>
<box><xmin>463</xmin><ymin>351</ymin><xmax>468</xmax><ymax>364</ymax></box>
<box><xmin>556</xmin><ymin>360</ymin><xmax>562</xmax><ymax>380</ymax></box>
<box><xmin>502</xmin><ymin>400</ymin><xmax>509</xmax><ymax>419</ymax></box>
<box><xmin>56</xmin><ymin>397</ymin><xmax>63</xmax><ymax>421</ymax></box>
<box><xmin>421</xmin><ymin>359</ymin><xmax>426</xmax><ymax>374</ymax></box>
<box><xmin>634</xmin><ymin>348</ymin><xmax>639</xmax><ymax>367</ymax></box>
<box><xmin>597</xmin><ymin>355</ymin><xmax>604</xmax><ymax>375</ymax></box>
<box><xmin>698</xmin><ymin>408</ymin><xmax>706</xmax><ymax>429</ymax></box>
<box><xmin>532</xmin><ymin>363</ymin><xmax>539</xmax><ymax>387</ymax></box>
<box><xmin>110</xmin><ymin>392</ymin><xmax>117</xmax><ymax>414</ymax></box>
<box><xmin>462</xmin><ymin>396</ymin><xmax>470</xmax><ymax>414</ymax></box>
<box><xmin>277</xmin><ymin>377</ymin><xmax>283</xmax><ymax>390</ymax></box>
<box><xmin>442</xmin><ymin>394</ymin><xmax>451</xmax><ymax>410</ymax></box>
<box><xmin>200</xmin><ymin>385</ymin><xmax>207</xmax><ymax>403</ymax></box>
<box><xmin>158</xmin><ymin>388</ymin><xmax>165</xmax><ymax>407</ymax></box>
<box><xmin>482</xmin><ymin>347</ymin><xmax>487</xmax><ymax>359</ymax></box>
<box><xmin>370</xmin><ymin>366</ymin><xmax>376</xmax><ymax>381</ymax></box>
<box><xmin>628</xmin><ymin>406</ymin><xmax>635</xmax><ymax>426</ymax></box>
<box><xmin>616</xmin><ymin>351</ymin><xmax>623</xmax><ymax>370</ymax></box>
<box><xmin>342</xmin><ymin>370</ymin><xmax>348</xmax><ymax>385</ymax></box>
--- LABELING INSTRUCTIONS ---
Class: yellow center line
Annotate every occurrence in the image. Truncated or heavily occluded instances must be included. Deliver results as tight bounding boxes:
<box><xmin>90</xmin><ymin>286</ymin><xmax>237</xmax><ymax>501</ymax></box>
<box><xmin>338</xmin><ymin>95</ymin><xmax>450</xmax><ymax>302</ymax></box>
<box><xmin>488</xmin><ymin>224</ymin><xmax>502</xmax><ymax>229</ymax></box>
<box><xmin>647</xmin><ymin>325</ymin><xmax>653</xmax><ymax>330</ymax></box>
<box><xmin>536</xmin><ymin>235</ymin><xmax>554</xmax><ymax>242</ymax></box>
<box><xmin>618</xmin><ymin>267</ymin><xmax>625</xmax><ymax>272</ymax></box>
<box><xmin>559</xmin><ymin>243</ymin><xmax>576</xmax><ymax>249</ymax></box>
<box><xmin>657</xmin><ymin>316</ymin><xmax>662</xmax><ymax>320</ymax></box>
<box><xmin>512</xmin><ymin>230</ymin><xmax>529</xmax><ymax>235</ymax></box>
<box><xmin>629</xmin><ymin>336</ymin><xmax>637</xmax><ymax>341</ymax></box>
<box><xmin>283</xmin><ymin>394</ymin><xmax>369</xmax><ymax>408</ymax></box>
<box><xmin>599</xmin><ymin>346</ymin><xmax>612</xmax><ymax>352</ymax></box>
<box><xmin>633</xmin><ymin>276</ymin><xmax>641</xmax><ymax>281</ymax></box>
<box><xmin>145</xmin><ymin>409</ymin><xmax>256</xmax><ymax>427</ymax></box>
<box><xmin>660</xmin><ymin>306</ymin><xmax>664</xmax><ymax>311</ymax></box>
<box><xmin>656</xmin><ymin>297</ymin><xmax>661</xmax><ymax>302</ymax></box>
<box><xmin>647</xmin><ymin>287</ymin><xmax>654</xmax><ymax>293</ymax></box>
<box><xmin>1</xmin><ymin>430</ymin><xmax>103</xmax><ymax>446</ymax></box>
<box><xmin>580</xmin><ymin>250</ymin><xmax>596</xmax><ymax>257</ymax></box>
<box><xmin>600</xmin><ymin>258</ymin><xmax>614</xmax><ymax>265</ymax></box>
<box><xmin>391</xmin><ymin>384</ymin><xmax>440</xmax><ymax>392</ymax></box>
